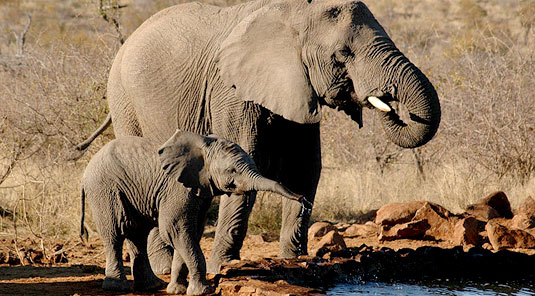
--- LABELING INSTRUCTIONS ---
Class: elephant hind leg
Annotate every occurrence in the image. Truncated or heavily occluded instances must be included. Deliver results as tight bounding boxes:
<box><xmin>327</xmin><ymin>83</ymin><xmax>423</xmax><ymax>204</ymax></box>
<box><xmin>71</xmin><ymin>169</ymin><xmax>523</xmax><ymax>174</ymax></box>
<box><xmin>147</xmin><ymin>227</ymin><xmax>173</xmax><ymax>275</ymax></box>
<box><xmin>125</xmin><ymin>236</ymin><xmax>165</xmax><ymax>291</ymax></box>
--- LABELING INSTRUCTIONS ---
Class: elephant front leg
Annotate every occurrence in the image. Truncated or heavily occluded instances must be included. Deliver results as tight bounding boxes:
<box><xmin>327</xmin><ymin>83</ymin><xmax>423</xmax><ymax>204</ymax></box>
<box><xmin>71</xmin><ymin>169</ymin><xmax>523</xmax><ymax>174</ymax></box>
<box><xmin>166</xmin><ymin>251</ymin><xmax>188</xmax><ymax>294</ymax></box>
<box><xmin>278</xmin><ymin>124</ymin><xmax>321</xmax><ymax>258</ymax></box>
<box><xmin>207</xmin><ymin>191</ymin><xmax>256</xmax><ymax>274</ymax></box>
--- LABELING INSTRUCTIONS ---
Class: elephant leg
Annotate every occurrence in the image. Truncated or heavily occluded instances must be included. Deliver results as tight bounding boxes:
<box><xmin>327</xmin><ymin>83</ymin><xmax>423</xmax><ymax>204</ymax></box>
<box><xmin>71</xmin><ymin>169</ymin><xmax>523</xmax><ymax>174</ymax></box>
<box><xmin>278</xmin><ymin>123</ymin><xmax>321</xmax><ymax>258</ymax></box>
<box><xmin>161</xmin><ymin>221</ymin><xmax>213</xmax><ymax>295</ymax></box>
<box><xmin>166</xmin><ymin>250</ymin><xmax>188</xmax><ymax>294</ymax></box>
<box><xmin>89</xmin><ymin>200</ymin><xmax>130</xmax><ymax>291</ymax></box>
<box><xmin>125</xmin><ymin>236</ymin><xmax>165</xmax><ymax>291</ymax></box>
<box><xmin>147</xmin><ymin>227</ymin><xmax>173</xmax><ymax>275</ymax></box>
<box><xmin>101</xmin><ymin>235</ymin><xmax>131</xmax><ymax>291</ymax></box>
<box><xmin>207</xmin><ymin>191</ymin><xmax>256</xmax><ymax>274</ymax></box>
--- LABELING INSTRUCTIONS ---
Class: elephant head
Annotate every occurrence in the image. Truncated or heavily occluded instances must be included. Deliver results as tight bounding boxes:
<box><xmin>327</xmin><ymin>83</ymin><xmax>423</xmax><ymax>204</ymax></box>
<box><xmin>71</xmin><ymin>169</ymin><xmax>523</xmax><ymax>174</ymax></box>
<box><xmin>158</xmin><ymin>130</ymin><xmax>304</xmax><ymax>201</ymax></box>
<box><xmin>217</xmin><ymin>0</ymin><xmax>440</xmax><ymax>148</ymax></box>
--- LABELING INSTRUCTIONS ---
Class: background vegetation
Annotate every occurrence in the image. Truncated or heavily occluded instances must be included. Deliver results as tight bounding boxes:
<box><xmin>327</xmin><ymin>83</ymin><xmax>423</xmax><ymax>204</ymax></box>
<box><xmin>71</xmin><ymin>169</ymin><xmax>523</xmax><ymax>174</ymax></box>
<box><xmin>1</xmin><ymin>0</ymin><xmax>534</xmax><ymax>243</ymax></box>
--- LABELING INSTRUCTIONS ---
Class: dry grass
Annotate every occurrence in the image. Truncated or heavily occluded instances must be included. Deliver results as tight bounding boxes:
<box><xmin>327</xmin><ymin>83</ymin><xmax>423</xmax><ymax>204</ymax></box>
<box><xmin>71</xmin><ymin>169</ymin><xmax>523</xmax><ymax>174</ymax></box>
<box><xmin>1</xmin><ymin>0</ymin><xmax>534</xmax><ymax>240</ymax></box>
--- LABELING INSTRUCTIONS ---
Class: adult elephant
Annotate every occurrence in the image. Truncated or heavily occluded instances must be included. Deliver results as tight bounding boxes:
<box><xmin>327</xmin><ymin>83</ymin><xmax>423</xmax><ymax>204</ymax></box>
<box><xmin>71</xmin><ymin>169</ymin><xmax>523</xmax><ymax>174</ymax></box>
<box><xmin>91</xmin><ymin>0</ymin><xmax>441</xmax><ymax>273</ymax></box>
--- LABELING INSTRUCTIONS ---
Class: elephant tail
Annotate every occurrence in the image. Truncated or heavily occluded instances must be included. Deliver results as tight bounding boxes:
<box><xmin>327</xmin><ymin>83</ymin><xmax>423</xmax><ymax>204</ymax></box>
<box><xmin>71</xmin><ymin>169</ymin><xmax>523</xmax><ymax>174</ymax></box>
<box><xmin>80</xmin><ymin>186</ymin><xmax>89</xmax><ymax>244</ymax></box>
<box><xmin>69</xmin><ymin>113</ymin><xmax>112</xmax><ymax>161</ymax></box>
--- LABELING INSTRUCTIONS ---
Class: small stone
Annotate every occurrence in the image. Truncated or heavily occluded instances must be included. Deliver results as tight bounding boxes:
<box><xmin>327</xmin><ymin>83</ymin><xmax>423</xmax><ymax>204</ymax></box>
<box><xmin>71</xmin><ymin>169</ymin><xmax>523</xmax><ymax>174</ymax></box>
<box><xmin>379</xmin><ymin>219</ymin><xmax>430</xmax><ymax>241</ymax></box>
<box><xmin>453</xmin><ymin>217</ymin><xmax>480</xmax><ymax>246</ymax></box>
<box><xmin>375</xmin><ymin>201</ymin><xmax>427</xmax><ymax>226</ymax></box>
<box><xmin>248</xmin><ymin>234</ymin><xmax>265</xmax><ymax>244</ymax></box>
<box><xmin>308</xmin><ymin>222</ymin><xmax>337</xmax><ymax>238</ymax></box>
<box><xmin>334</xmin><ymin>222</ymin><xmax>351</xmax><ymax>232</ymax></box>
<box><xmin>486</xmin><ymin>221</ymin><xmax>535</xmax><ymax>250</ymax></box>
<box><xmin>482</xmin><ymin>242</ymin><xmax>493</xmax><ymax>250</ymax></box>
<box><xmin>343</xmin><ymin>224</ymin><xmax>378</xmax><ymax>237</ymax></box>
<box><xmin>311</xmin><ymin>230</ymin><xmax>346</xmax><ymax>257</ymax></box>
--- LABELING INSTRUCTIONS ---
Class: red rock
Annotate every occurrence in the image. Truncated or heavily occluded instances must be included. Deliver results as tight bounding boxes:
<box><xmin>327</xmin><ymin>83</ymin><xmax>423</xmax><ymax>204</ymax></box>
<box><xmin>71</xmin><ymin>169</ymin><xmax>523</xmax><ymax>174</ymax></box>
<box><xmin>511</xmin><ymin>213</ymin><xmax>535</xmax><ymax>230</ymax></box>
<box><xmin>465</xmin><ymin>204</ymin><xmax>500</xmax><ymax>221</ymax></box>
<box><xmin>343</xmin><ymin>223</ymin><xmax>378</xmax><ymax>237</ymax></box>
<box><xmin>311</xmin><ymin>230</ymin><xmax>347</xmax><ymax>257</ymax></box>
<box><xmin>453</xmin><ymin>217</ymin><xmax>480</xmax><ymax>246</ymax></box>
<box><xmin>379</xmin><ymin>219</ymin><xmax>430</xmax><ymax>241</ymax></box>
<box><xmin>486</xmin><ymin>221</ymin><xmax>535</xmax><ymax>250</ymax></box>
<box><xmin>308</xmin><ymin>222</ymin><xmax>337</xmax><ymax>238</ymax></box>
<box><xmin>375</xmin><ymin>201</ymin><xmax>426</xmax><ymax>226</ymax></box>
<box><xmin>412</xmin><ymin>202</ymin><xmax>454</xmax><ymax>241</ymax></box>
<box><xmin>466</xmin><ymin>191</ymin><xmax>513</xmax><ymax>220</ymax></box>
<box><xmin>483</xmin><ymin>191</ymin><xmax>513</xmax><ymax>219</ymax></box>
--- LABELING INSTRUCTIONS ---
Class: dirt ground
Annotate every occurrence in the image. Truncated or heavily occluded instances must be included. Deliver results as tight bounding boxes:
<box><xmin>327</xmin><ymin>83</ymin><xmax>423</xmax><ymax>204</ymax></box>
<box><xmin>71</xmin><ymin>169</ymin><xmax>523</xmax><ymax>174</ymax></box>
<box><xmin>1</xmin><ymin>228</ymin><xmax>533</xmax><ymax>296</ymax></box>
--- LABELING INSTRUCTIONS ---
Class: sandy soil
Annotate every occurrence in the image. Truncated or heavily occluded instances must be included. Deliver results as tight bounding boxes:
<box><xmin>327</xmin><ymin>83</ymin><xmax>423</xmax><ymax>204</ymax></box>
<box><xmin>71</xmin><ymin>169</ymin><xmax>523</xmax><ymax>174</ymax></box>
<box><xmin>1</xmin><ymin>229</ymin><xmax>532</xmax><ymax>296</ymax></box>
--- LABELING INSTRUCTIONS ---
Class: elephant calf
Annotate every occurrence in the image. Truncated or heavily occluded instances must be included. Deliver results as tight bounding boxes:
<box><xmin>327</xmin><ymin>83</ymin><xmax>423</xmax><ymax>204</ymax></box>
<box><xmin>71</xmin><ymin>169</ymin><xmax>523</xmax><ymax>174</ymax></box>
<box><xmin>81</xmin><ymin>130</ymin><xmax>303</xmax><ymax>295</ymax></box>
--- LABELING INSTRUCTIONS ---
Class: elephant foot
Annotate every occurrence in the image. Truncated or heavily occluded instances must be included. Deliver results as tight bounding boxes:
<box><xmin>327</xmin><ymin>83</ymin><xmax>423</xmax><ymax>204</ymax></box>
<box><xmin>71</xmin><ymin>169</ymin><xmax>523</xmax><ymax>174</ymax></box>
<box><xmin>186</xmin><ymin>281</ymin><xmax>214</xmax><ymax>296</ymax></box>
<box><xmin>102</xmin><ymin>277</ymin><xmax>131</xmax><ymax>291</ymax></box>
<box><xmin>206</xmin><ymin>259</ymin><xmax>221</xmax><ymax>275</ymax></box>
<box><xmin>134</xmin><ymin>276</ymin><xmax>165</xmax><ymax>291</ymax></box>
<box><xmin>166</xmin><ymin>282</ymin><xmax>187</xmax><ymax>294</ymax></box>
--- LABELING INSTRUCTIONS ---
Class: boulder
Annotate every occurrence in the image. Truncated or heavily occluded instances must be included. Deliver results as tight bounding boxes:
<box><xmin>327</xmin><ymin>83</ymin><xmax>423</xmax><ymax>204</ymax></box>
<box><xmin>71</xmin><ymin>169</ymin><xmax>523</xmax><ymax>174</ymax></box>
<box><xmin>413</xmin><ymin>202</ymin><xmax>454</xmax><ymax>241</ymax></box>
<box><xmin>375</xmin><ymin>201</ymin><xmax>426</xmax><ymax>226</ymax></box>
<box><xmin>308</xmin><ymin>222</ymin><xmax>337</xmax><ymax>239</ymax></box>
<box><xmin>452</xmin><ymin>217</ymin><xmax>480</xmax><ymax>246</ymax></box>
<box><xmin>465</xmin><ymin>204</ymin><xmax>500</xmax><ymax>221</ymax></box>
<box><xmin>466</xmin><ymin>191</ymin><xmax>513</xmax><ymax>220</ymax></box>
<box><xmin>486</xmin><ymin>221</ymin><xmax>535</xmax><ymax>250</ymax></box>
<box><xmin>311</xmin><ymin>230</ymin><xmax>347</xmax><ymax>257</ymax></box>
<box><xmin>379</xmin><ymin>219</ymin><xmax>430</xmax><ymax>241</ymax></box>
<box><xmin>343</xmin><ymin>223</ymin><xmax>379</xmax><ymax>238</ymax></box>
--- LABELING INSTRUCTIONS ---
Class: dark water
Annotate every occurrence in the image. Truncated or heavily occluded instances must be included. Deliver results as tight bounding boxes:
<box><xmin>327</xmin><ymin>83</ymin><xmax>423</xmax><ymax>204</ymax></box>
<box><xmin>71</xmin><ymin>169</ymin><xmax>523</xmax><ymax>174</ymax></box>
<box><xmin>328</xmin><ymin>280</ymin><xmax>535</xmax><ymax>296</ymax></box>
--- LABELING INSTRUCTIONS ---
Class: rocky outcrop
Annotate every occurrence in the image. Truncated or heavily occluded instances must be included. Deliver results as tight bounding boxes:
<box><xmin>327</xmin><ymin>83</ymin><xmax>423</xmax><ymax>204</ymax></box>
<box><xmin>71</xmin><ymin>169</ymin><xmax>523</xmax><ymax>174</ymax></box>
<box><xmin>214</xmin><ymin>245</ymin><xmax>535</xmax><ymax>296</ymax></box>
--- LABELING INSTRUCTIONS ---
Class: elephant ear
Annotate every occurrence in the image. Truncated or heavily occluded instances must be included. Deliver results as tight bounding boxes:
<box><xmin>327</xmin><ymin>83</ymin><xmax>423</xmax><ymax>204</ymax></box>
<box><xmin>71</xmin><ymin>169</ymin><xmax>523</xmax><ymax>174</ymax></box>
<box><xmin>160</xmin><ymin>130</ymin><xmax>212</xmax><ymax>192</ymax></box>
<box><xmin>216</xmin><ymin>5</ymin><xmax>321</xmax><ymax>124</ymax></box>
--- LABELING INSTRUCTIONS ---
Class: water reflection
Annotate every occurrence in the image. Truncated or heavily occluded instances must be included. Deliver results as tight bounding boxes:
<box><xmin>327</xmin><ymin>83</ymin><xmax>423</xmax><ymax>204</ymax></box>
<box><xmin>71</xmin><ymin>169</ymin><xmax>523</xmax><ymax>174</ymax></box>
<box><xmin>328</xmin><ymin>280</ymin><xmax>535</xmax><ymax>296</ymax></box>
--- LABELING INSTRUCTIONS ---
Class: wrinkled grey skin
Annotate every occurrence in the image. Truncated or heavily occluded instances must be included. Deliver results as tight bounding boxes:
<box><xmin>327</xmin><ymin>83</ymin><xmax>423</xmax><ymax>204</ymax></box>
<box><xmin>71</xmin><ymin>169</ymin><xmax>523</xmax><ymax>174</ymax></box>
<box><xmin>96</xmin><ymin>0</ymin><xmax>441</xmax><ymax>273</ymax></box>
<box><xmin>80</xmin><ymin>130</ymin><xmax>303</xmax><ymax>295</ymax></box>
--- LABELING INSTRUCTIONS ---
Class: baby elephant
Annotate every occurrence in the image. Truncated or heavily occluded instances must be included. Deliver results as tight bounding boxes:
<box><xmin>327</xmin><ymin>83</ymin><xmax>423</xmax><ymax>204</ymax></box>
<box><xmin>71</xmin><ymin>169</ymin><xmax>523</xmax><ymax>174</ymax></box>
<box><xmin>80</xmin><ymin>130</ymin><xmax>303</xmax><ymax>295</ymax></box>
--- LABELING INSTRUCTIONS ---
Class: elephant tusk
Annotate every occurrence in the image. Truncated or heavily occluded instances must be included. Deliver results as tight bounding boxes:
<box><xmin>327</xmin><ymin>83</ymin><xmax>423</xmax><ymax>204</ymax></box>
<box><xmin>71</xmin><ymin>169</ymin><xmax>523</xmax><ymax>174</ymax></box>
<box><xmin>368</xmin><ymin>96</ymin><xmax>392</xmax><ymax>112</ymax></box>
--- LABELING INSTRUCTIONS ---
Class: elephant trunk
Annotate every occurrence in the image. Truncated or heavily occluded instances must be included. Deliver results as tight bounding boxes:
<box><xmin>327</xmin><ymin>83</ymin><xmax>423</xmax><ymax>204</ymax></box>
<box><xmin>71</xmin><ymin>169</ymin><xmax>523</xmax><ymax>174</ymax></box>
<box><xmin>249</xmin><ymin>175</ymin><xmax>303</xmax><ymax>202</ymax></box>
<box><xmin>380</xmin><ymin>59</ymin><xmax>441</xmax><ymax>148</ymax></box>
